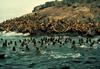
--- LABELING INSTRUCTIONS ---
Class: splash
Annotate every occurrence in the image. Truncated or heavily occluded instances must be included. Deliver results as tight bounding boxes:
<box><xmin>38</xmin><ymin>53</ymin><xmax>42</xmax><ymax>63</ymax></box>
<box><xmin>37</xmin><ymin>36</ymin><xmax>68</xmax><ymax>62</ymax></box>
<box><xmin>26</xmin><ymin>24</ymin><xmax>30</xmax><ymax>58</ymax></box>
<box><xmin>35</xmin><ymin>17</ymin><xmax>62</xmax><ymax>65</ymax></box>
<box><xmin>42</xmin><ymin>51</ymin><xmax>81</xmax><ymax>59</ymax></box>
<box><xmin>49</xmin><ymin>51</ymin><xmax>81</xmax><ymax>59</ymax></box>
<box><xmin>0</xmin><ymin>31</ymin><xmax>30</xmax><ymax>36</ymax></box>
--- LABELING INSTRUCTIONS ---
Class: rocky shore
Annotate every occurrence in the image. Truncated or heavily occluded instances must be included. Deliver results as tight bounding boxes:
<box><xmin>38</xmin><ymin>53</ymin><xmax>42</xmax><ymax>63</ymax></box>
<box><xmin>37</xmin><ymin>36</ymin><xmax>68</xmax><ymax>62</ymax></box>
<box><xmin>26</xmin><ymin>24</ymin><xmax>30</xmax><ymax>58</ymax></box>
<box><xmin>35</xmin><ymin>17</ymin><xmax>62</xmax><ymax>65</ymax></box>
<box><xmin>0</xmin><ymin>0</ymin><xmax>100</xmax><ymax>36</ymax></box>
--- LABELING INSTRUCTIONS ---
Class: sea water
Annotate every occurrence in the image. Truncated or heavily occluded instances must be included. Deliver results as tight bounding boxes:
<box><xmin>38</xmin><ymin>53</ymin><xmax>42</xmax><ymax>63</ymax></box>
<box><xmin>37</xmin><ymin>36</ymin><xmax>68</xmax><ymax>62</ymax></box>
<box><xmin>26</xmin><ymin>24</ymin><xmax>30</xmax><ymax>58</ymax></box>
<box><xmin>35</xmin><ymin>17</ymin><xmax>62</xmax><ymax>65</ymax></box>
<box><xmin>0</xmin><ymin>32</ymin><xmax>100</xmax><ymax>69</ymax></box>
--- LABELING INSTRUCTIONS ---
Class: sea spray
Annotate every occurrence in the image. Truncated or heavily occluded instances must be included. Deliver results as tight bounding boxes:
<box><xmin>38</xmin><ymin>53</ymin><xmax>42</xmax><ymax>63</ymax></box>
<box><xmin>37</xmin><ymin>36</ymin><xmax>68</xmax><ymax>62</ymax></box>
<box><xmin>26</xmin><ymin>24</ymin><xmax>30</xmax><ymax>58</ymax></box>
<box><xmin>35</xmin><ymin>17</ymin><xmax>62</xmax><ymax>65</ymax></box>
<box><xmin>49</xmin><ymin>51</ymin><xmax>81</xmax><ymax>59</ymax></box>
<box><xmin>42</xmin><ymin>51</ymin><xmax>81</xmax><ymax>59</ymax></box>
<box><xmin>0</xmin><ymin>31</ymin><xmax>30</xmax><ymax>36</ymax></box>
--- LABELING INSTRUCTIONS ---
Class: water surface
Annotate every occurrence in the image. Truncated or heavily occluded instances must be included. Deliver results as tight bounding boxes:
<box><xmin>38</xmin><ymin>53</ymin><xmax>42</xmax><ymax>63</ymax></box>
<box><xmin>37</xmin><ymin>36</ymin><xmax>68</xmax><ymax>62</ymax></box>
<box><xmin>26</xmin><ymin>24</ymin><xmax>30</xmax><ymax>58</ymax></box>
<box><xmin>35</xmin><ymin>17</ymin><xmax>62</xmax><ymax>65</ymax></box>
<box><xmin>0</xmin><ymin>35</ymin><xmax>100</xmax><ymax>69</ymax></box>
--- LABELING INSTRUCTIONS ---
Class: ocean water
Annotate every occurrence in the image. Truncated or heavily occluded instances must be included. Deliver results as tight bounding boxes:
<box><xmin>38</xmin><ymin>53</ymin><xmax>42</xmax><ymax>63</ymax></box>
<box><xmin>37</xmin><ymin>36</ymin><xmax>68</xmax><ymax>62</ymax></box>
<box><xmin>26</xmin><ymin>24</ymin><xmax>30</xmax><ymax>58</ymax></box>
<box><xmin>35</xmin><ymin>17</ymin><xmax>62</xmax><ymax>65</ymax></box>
<box><xmin>0</xmin><ymin>32</ymin><xmax>100</xmax><ymax>69</ymax></box>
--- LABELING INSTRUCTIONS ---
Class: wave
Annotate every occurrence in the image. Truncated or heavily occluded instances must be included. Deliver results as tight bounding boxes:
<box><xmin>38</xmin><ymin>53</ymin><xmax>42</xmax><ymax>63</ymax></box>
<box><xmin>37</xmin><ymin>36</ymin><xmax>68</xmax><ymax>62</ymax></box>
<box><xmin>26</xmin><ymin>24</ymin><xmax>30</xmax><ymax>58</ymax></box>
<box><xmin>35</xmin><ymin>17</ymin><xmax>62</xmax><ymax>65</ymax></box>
<box><xmin>79</xmin><ymin>44</ymin><xmax>98</xmax><ymax>49</ymax></box>
<box><xmin>0</xmin><ymin>31</ymin><xmax>30</xmax><ymax>36</ymax></box>
<box><xmin>80</xmin><ymin>45</ymin><xmax>88</xmax><ymax>48</ymax></box>
<box><xmin>42</xmin><ymin>51</ymin><xmax>81</xmax><ymax>59</ymax></box>
<box><xmin>50</xmin><ymin>52</ymin><xmax>81</xmax><ymax>59</ymax></box>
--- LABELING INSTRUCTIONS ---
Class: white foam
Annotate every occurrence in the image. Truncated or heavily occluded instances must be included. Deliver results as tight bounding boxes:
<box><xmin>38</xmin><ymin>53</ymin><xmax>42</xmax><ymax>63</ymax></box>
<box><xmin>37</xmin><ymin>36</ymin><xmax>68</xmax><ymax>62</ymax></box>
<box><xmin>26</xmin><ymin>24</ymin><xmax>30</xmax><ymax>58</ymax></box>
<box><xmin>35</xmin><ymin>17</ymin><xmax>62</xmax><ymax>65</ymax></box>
<box><xmin>1</xmin><ymin>31</ymin><xmax>30</xmax><ymax>36</ymax></box>
<box><xmin>2</xmin><ymin>31</ymin><xmax>7</xmax><ymax>34</ymax></box>
<box><xmin>80</xmin><ymin>45</ymin><xmax>88</xmax><ymax>48</ymax></box>
<box><xmin>23</xmin><ymin>33</ymin><xmax>30</xmax><ymax>36</ymax></box>
<box><xmin>93</xmin><ymin>44</ymin><xmax>98</xmax><ymax>49</ymax></box>
<box><xmin>44</xmin><ymin>51</ymin><xmax>81</xmax><ymax>59</ymax></box>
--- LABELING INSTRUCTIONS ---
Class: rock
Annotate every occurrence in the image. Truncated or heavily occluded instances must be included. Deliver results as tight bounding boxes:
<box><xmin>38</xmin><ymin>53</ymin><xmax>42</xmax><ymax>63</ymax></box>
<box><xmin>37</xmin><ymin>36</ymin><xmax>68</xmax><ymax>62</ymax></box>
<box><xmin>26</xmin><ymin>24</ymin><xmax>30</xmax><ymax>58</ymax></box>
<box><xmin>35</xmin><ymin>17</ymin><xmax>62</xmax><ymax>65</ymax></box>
<box><xmin>0</xmin><ymin>0</ymin><xmax>99</xmax><ymax>36</ymax></box>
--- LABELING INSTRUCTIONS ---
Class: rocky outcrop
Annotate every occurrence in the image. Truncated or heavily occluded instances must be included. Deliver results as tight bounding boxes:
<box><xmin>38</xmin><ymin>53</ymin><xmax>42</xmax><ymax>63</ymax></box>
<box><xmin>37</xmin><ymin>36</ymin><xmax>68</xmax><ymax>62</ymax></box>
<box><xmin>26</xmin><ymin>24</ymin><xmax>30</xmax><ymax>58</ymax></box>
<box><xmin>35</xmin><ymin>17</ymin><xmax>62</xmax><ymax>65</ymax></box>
<box><xmin>33</xmin><ymin>0</ymin><xmax>100</xmax><ymax>12</ymax></box>
<box><xmin>0</xmin><ymin>0</ymin><xmax>100</xmax><ymax>36</ymax></box>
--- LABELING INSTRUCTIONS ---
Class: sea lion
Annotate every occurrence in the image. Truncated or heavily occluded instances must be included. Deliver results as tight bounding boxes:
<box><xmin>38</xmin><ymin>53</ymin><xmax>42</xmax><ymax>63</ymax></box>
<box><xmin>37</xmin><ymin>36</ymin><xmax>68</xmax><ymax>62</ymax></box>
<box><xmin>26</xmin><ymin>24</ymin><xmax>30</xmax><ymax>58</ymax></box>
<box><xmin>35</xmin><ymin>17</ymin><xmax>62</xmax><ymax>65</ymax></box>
<box><xmin>0</xmin><ymin>53</ymin><xmax>6</xmax><ymax>59</ymax></box>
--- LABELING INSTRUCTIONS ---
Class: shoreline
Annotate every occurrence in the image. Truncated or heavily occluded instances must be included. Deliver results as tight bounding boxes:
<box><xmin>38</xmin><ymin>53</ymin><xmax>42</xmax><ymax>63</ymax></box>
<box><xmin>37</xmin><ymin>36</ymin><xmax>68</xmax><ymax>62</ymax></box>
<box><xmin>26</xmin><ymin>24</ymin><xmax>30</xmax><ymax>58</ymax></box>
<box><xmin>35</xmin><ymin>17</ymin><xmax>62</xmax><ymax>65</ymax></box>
<box><xmin>0</xmin><ymin>30</ymin><xmax>99</xmax><ymax>38</ymax></box>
